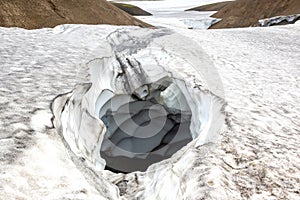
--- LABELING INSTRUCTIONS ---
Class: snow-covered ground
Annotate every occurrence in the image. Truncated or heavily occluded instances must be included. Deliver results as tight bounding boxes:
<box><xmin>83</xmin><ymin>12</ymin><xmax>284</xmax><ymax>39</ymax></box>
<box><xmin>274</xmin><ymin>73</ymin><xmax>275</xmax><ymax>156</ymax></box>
<box><xmin>1</xmin><ymin>23</ymin><xmax>299</xmax><ymax>199</ymax></box>
<box><xmin>0</xmin><ymin>1</ymin><xmax>300</xmax><ymax>199</ymax></box>
<box><xmin>0</xmin><ymin>25</ymin><xmax>120</xmax><ymax>199</ymax></box>
<box><xmin>186</xmin><ymin>26</ymin><xmax>300</xmax><ymax>199</ymax></box>
<box><xmin>112</xmin><ymin>0</ymin><xmax>232</xmax><ymax>29</ymax></box>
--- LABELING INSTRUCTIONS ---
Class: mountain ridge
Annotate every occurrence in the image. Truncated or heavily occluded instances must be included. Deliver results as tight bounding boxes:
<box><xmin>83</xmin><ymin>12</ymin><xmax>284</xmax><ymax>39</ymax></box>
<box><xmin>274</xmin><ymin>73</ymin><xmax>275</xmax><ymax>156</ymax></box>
<box><xmin>0</xmin><ymin>0</ymin><xmax>151</xmax><ymax>29</ymax></box>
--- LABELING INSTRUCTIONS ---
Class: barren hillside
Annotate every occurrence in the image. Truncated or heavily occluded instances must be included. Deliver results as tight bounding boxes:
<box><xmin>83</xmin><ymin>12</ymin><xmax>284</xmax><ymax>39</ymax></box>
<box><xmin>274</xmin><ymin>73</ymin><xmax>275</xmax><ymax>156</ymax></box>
<box><xmin>210</xmin><ymin>0</ymin><xmax>300</xmax><ymax>28</ymax></box>
<box><xmin>0</xmin><ymin>0</ymin><xmax>151</xmax><ymax>29</ymax></box>
<box><xmin>185</xmin><ymin>1</ymin><xmax>233</xmax><ymax>12</ymax></box>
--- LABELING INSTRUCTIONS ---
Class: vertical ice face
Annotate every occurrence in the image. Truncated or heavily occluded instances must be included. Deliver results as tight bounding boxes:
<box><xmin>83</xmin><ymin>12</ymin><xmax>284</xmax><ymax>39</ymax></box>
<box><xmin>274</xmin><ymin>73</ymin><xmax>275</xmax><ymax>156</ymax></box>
<box><xmin>259</xmin><ymin>14</ymin><xmax>300</xmax><ymax>27</ymax></box>
<box><xmin>51</xmin><ymin>28</ymin><xmax>225</xmax><ymax>175</ymax></box>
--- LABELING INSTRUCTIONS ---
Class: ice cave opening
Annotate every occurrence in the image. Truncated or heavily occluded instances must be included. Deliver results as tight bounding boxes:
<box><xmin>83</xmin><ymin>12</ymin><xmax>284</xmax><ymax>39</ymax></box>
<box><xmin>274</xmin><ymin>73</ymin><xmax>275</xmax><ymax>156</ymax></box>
<box><xmin>51</xmin><ymin>29</ymin><xmax>225</xmax><ymax>177</ymax></box>
<box><xmin>51</xmin><ymin>55</ymin><xmax>224</xmax><ymax>175</ymax></box>
<box><xmin>97</xmin><ymin>77</ymin><xmax>194</xmax><ymax>173</ymax></box>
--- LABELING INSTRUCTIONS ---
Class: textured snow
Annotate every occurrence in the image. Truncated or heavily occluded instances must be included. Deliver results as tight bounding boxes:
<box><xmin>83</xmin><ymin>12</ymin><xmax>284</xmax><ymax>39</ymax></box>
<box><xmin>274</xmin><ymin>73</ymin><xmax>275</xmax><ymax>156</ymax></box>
<box><xmin>183</xmin><ymin>25</ymin><xmax>300</xmax><ymax>199</ymax></box>
<box><xmin>0</xmin><ymin>24</ymin><xmax>124</xmax><ymax>199</ymax></box>
<box><xmin>0</xmin><ymin>4</ymin><xmax>300</xmax><ymax>200</ymax></box>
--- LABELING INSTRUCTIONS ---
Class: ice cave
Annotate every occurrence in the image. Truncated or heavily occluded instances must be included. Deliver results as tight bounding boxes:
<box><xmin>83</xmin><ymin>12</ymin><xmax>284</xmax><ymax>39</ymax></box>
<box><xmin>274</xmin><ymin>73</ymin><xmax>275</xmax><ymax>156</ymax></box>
<box><xmin>51</xmin><ymin>29</ymin><xmax>225</xmax><ymax>175</ymax></box>
<box><xmin>98</xmin><ymin>76</ymin><xmax>194</xmax><ymax>173</ymax></box>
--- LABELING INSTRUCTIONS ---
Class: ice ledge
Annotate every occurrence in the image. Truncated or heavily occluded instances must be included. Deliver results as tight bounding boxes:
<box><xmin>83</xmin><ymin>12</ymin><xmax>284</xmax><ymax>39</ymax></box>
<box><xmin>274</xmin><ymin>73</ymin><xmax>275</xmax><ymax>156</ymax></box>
<box><xmin>259</xmin><ymin>14</ymin><xmax>300</xmax><ymax>27</ymax></box>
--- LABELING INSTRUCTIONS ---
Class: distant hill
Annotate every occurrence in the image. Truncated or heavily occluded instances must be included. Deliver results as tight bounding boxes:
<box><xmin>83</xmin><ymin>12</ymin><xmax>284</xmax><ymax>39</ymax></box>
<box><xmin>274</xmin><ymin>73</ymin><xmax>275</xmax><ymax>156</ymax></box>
<box><xmin>210</xmin><ymin>0</ymin><xmax>300</xmax><ymax>28</ymax></box>
<box><xmin>185</xmin><ymin>1</ymin><xmax>233</xmax><ymax>12</ymax></box>
<box><xmin>0</xmin><ymin>0</ymin><xmax>151</xmax><ymax>29</ymax></box>
<box><xmin>112</xmin><ymin>2</ymin><xmax>152</xmax><ymax>16</ymax></box>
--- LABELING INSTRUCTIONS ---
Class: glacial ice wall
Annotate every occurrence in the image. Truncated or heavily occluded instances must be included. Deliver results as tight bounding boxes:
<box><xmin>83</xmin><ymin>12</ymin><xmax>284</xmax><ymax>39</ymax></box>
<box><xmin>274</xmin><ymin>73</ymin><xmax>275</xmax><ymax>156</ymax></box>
<box><xmin>259</xmin><ymin>14</ymin><xmax>300</xmax><ymax>27</ymax></box>
<box><xmin>51</xmin><ymin>28</ymin><xmax>226</xmax><ymax>198</ymax></box>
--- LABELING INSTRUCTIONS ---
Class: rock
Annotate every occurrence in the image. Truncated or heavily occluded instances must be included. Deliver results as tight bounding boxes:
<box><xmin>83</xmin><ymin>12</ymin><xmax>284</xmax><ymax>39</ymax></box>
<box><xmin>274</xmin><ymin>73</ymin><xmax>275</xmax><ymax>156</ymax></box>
<box><xmin>209</xmin><ymin>0</ymin><xmax>300</xmax><ymax>29</ymax></box>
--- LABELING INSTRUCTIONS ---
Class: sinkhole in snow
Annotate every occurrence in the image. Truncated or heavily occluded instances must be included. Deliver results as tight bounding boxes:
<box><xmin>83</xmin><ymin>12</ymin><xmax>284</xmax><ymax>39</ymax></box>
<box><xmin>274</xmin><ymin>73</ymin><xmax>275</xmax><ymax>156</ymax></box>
<box><xmin>51</xmin><ymin>28</ymin><xmax>225</xmax><ymax>176</ymax></box>
<box><xmin>98</xmin><ymin>77</ymin><xmax>193</xmax><ymax>173</ymax></box>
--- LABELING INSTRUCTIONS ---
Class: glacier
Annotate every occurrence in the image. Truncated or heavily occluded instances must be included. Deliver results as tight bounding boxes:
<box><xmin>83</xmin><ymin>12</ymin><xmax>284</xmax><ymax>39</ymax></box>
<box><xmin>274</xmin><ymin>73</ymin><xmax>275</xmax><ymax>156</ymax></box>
<box><xmin>259</xmin><ymin>14</ymin><xmax>300</xmax><ymax>27</ymax></box>
<box><xmin>116</xmin><ymin>0</ymin><xmax>232</xmax><ymax>30</ymax></box>
<box><xmin>1</xmin><ymin>22</ymin><xmax>299</xmax><ymax>200</ymax></box>
<box><xmin>0</xmin><ymin>1</ymin><xmax>300</xmax><ymax>199</ymax></box>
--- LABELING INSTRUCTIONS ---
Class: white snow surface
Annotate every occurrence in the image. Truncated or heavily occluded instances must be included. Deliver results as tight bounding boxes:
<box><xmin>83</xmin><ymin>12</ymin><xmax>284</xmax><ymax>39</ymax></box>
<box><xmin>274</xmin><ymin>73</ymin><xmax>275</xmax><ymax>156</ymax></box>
<box><xmin>112</xmin><ymin>0</ymin><xmax>231</xmax><ymax>13</ymax></box>
<box><xmin>0</xmin><ymin>3</ymin><xmax>300</xmax><ymax>199</ymax></box>
<box><xmin>112</xmin><ymin>0</ymin><xmax>230</xmax><ymax>29</ymax></box>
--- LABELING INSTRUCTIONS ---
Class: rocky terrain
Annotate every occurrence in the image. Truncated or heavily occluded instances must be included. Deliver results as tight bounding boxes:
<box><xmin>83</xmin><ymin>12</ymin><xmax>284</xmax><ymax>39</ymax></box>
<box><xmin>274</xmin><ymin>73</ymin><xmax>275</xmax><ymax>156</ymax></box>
<box><xmin>210</xmin><ymin>0</ymin><xmax>300</xmax><ymax>28</ymax></box>
<box><xmin>0</xmin><ymin>0</ymin><xmax>151</xmax><ymax>29</ymax></box>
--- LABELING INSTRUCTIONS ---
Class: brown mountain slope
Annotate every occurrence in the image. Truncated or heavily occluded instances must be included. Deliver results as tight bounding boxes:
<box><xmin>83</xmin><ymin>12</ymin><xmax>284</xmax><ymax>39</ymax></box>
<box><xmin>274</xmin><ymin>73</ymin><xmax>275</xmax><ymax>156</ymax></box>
<box><xmin>0</xmin><ymin>0</ymin><xmax>151</xmax><ymax>29</ymax></box>
<box><xmin>210</xmin><ymin>0</ymin><xmax>300</xmax><ymax>28</ymax></box>
<box><xmin>112</xmin><ymin>3</ymin><xmax>152</xmax><ymax>16</ymax></box>
<box><xmin>185</xmin><ymin>1</ymin><xmax>233</xmax><ymax>12</ymax></box>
